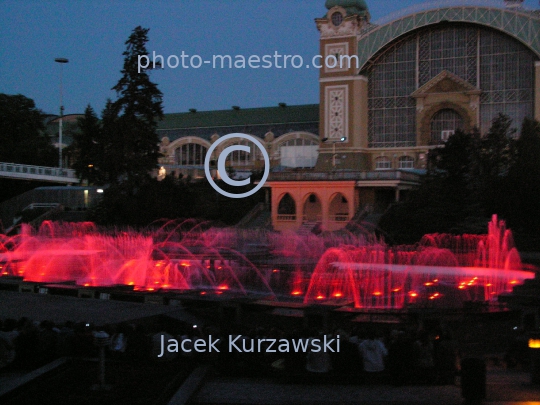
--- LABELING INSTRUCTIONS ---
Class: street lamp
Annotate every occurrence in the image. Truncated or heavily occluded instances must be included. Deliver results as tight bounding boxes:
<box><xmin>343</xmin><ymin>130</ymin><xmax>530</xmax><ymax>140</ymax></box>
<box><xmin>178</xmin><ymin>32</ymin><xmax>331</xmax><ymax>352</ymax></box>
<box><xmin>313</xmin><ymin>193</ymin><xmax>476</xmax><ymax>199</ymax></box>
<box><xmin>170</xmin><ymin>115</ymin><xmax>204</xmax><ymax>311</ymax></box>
<box><xmin>55</xmin><ymin>57</ymin><xmax>69</xmax><ymax>169</ymax></box>
<box><xmin>321</xmin><ymin>136</ymin><xmax>347</xmax><ymax>170</ymax></box>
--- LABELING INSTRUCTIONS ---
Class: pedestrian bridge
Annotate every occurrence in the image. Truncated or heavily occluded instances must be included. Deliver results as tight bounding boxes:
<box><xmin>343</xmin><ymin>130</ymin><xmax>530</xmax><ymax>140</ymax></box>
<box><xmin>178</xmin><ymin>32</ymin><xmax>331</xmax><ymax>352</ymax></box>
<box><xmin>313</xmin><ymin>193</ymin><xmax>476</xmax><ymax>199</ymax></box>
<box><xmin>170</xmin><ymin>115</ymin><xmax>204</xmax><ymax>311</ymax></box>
<box><xmin>0</xmin><ymin>162</ymin><xmax>79</xmax><ymax>184</ymax></box>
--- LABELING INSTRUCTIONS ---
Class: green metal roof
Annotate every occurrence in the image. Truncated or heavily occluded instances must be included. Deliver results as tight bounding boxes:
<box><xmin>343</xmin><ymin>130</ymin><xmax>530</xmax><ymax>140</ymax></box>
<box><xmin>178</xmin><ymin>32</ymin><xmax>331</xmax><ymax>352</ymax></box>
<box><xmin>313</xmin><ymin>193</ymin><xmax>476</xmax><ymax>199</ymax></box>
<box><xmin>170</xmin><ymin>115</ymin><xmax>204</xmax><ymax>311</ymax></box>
<box><xmin>158</xmin><ymin>104</ymin><xmax>319</xmax><ymax>130</ymax></box>
<box><xmin>325</xmin><ymin>0</ymin><xmax>368</xmax><ymax>16</ymax></box>
<box><xmin>358</xmin><ymin>6</ymin><xmax>540</xmax><ymax>71</ymax></box>
<box><xmin>157</xmin><ymin>104</ymin><xmax>320</xmax><ymax>142</ymax></box>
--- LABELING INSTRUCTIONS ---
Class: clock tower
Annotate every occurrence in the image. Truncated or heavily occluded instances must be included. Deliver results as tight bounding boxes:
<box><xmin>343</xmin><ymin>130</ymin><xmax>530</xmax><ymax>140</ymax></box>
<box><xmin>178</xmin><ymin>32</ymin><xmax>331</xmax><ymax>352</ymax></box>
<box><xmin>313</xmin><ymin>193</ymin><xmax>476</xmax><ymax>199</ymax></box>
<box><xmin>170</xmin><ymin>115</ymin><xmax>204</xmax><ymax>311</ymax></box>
<box><xmin>315</xmin><ymin>0</ymin><xmax>371</xmax><ymax>171</ymax></box>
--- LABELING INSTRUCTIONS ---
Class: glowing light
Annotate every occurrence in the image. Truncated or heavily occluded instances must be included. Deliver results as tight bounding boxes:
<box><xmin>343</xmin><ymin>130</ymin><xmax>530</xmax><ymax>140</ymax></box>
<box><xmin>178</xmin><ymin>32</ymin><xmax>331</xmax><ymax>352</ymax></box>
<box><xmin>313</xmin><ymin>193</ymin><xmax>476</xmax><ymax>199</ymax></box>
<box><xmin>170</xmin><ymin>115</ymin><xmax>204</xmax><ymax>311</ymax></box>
<box><xmin>200</xmin><ymin>291</ymin><xmax>206</xmax><ymax>295</ymax></box>
<box><xmin>217</xmin><ymin>284</ymin><xmax>229</xmax><ymax>290</ymax></box>
<box><xmin>408</xmin><ymin>291</ymin><xmax>418</xmax><ymax>297</ymax></box>
<box><xmin>316</xmin><ymin>295</ymin><xmax>325</xmax><ymax>300</ymax></box>
<box><xmin>128</xmin><ymin>282</ymin><xmax>134</xmax><ymax>286</ymax></box>
<box><xmin>147</xmin><ymin>287</ymin><xmax>154</xmax><ymax>291</ymax></box>
<box><xmin>458</xmin><ymin>285</ymin><xmax>466</xmax><ymax>289</ymax></box>
<box><xmin>373</xmin><ymin>291</ymin><xmax>382</xmax><ymax>296</ymax></box>
<box><xmin>333</xmin><ymin>292</ymin><xmax>343</xmax><ymax>298</ymax></box>
<box><xmin>424</xmin><ymin>282</ymin><xmax>433</xmax><ymax>286</ymax></box>
<box><xmin>510</xmin><ymin>280</ymin><xmax>518</xmax><ymax>284</ymax></box>
<box><xmin>433</xmin><ymin>279</ymin><xmax>439</xmax><ymax>282</ymax></box>
<box><xmin>392</xmin><ymin>288</ymin><xmax>401</xmax><ymax>292</ymax></box>
<box><xmin>162</xmin><ymin>284</ymin><xmax>170</xmax><ymax>289</ymax></box>
<box><xmin>486</xmin><ymin>283</ymin><xmax>492</xmax><ymax>287</ymax></box>
<box><xmin>84</xmin><ymin>283</ymin><xmax>90</xmax><ymax>287</ymax></box>
<box><xmin>181</xmin><ymin>262</ymin><xmax>189</xmax><ymax>267</ymax></box>
<box><xmin>291</xmin><ymin>290</ymin><xmax>302</xmax><ymax>296</ymax></box>
<box><xmin>529</xmin><ymin>339</ymin><xmax>540</xmax><ymax>349</ymax></box>
<box><xmin>272</xmin><ymin>269</ymin><xmax>279</xmax><ymax>273</ymax></box>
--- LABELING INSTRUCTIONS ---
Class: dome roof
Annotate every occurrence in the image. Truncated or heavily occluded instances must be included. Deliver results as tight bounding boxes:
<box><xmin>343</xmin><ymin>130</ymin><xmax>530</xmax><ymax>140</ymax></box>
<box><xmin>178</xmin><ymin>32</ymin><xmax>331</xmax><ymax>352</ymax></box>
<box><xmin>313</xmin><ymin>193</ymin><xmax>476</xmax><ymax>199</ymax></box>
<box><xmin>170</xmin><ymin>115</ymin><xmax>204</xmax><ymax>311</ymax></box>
<box><xmin>325</xmin><ymin>0</ymin><xmax>368</xmax><ymax>15</ymax></box>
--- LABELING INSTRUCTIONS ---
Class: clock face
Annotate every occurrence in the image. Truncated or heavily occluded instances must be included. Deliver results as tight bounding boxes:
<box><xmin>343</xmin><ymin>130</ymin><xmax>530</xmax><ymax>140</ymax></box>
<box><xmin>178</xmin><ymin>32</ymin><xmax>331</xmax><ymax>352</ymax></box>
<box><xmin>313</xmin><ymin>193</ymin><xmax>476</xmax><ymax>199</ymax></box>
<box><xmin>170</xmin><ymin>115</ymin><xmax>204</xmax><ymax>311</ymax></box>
<box><xmin>331</xmin><ymin>12</ymin><xmax>343</xmax><ymax>27</ymax></box>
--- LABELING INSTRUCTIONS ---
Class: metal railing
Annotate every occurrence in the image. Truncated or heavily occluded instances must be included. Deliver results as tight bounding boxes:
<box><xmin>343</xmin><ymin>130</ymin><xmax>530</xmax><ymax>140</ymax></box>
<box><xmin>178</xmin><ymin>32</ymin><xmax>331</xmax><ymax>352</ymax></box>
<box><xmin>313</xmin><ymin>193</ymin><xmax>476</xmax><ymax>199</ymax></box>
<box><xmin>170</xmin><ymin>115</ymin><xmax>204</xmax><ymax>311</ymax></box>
<box><xmin>276</xmin><ymin>214</ymin><xmax>296</xmax><ymax>221</ymax></box>
<box><xmin>0</xmin><ymin>162</ymin><xmax>78</xmax><ymax>183</ymax></box>
<box><xmin>268</xmin><ymin>170</ymin><xmax>422</xmax><ymax>182</ymax></box>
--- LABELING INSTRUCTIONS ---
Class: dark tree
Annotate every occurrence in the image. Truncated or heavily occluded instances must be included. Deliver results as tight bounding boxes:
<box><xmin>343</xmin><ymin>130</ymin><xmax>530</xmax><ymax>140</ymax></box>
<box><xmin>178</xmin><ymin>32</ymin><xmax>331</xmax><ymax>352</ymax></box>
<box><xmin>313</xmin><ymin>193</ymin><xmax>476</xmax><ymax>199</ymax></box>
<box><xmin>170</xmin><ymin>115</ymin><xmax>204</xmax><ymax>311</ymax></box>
<box><xmin>69</xmin><ymin>105</ymin><xmax>104</xmax><ymax>184</ymax></box>
<box><xmin>105</xmin><ymin>26</ymin><xmax>164</xmax><ymax>185</ymax></box>
<box><xmin>479</xmin><ymin>113</ymin><xmax>516</xmax><ymax>178</ymax></box>
<box><xmin>0</xmin><ymin>93</ymin><xmax>57</xmax><ymax>166</ymax></box>
<box><xmin>505</xmin><ymin>117</ymin><xmax>540</xmax><ymax>232</ymax></box>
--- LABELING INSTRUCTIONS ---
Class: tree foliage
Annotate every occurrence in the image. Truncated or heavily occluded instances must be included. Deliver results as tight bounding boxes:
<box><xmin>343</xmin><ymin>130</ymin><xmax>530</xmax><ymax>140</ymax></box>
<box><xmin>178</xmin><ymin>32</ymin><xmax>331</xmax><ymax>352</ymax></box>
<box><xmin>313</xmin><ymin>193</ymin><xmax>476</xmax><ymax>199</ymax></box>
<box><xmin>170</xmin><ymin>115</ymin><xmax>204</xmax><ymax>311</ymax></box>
<box><xmin>380</xmin><ymin>114</ymin><xmax>540</xmax><ymax>245</ymax></box>
<box><xmin>0</xmin><ymin>93</ymin><xmax>57</xmax><ymax>166</ymax></box>
<box><xmin>104</xmin><ymin>26</ymin><xmax>163</xmax><ymax>185</ymax></box>
<box><xmin>68</xmin><ymin>105</ymin><xmax>104</xmax><ymax>184</ymax></box>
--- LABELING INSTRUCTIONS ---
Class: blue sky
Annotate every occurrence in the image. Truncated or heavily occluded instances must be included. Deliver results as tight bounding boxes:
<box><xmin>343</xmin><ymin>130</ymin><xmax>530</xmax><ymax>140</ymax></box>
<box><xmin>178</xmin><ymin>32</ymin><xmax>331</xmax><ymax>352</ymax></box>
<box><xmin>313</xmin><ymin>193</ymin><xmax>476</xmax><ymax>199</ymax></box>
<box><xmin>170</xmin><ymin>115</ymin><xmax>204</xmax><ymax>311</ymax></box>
<box><xmin>1</xmin><ymin>0</ymin><xmax>537</xmax><ymax>115</ymax></box>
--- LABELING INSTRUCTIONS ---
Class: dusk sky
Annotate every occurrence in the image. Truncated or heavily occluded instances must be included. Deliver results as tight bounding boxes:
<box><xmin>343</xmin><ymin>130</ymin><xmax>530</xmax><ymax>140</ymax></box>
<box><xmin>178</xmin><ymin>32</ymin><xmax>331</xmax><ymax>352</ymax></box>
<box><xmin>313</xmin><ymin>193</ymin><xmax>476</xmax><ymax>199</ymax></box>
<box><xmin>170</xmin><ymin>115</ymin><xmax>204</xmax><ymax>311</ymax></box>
<box><xmin>1</xmin><ymin>0</ymin><xmax>537</xmax><ymax>116</ymax></box>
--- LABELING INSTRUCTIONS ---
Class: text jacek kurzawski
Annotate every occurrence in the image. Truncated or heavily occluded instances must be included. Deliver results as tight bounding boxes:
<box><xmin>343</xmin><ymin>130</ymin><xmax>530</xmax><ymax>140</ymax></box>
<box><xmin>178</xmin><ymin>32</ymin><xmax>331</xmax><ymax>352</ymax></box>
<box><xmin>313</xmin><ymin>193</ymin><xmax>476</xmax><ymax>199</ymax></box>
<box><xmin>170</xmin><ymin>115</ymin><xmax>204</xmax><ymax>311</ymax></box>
<box><xmin>157</xmin><ymin>334</ymin><xmax>340</xmax><ymax>357</ymax></box>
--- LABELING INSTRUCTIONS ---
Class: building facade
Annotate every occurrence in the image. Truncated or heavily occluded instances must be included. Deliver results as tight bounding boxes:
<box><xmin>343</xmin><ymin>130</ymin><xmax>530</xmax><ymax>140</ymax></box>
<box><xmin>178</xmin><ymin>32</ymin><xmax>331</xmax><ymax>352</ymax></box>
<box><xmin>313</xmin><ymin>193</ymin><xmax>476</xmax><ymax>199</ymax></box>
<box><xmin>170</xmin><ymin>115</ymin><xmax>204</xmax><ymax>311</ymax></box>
<box><xmin>155</xmin><ymin>0</ymin><xmax>540</xmax><ymax>232</ymax></box>
<box><xmin>269</xmin><ymin>0</ymin><xmax>540</xmax><ymax>232</ymax></box>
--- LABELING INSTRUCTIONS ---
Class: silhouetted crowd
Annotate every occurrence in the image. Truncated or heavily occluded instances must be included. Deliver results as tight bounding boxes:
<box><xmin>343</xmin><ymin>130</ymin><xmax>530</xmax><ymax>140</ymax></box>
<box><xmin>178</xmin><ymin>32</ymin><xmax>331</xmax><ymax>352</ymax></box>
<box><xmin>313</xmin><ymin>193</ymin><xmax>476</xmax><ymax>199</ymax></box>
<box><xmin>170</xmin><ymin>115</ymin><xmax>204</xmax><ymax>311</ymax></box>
<box><xmin>207</xmin><ymin>325</ymin><xmax>460</xmax><ymax>385</ymax></box>
<box><xmin>0</xmin><ymin>317</ymin><xmax>490</xmax><ymax>386</ymax></box>
<box><xmin>0</xmin><ymin>318</ymin><xmax>197</xmax><ymax>371</ymax></box>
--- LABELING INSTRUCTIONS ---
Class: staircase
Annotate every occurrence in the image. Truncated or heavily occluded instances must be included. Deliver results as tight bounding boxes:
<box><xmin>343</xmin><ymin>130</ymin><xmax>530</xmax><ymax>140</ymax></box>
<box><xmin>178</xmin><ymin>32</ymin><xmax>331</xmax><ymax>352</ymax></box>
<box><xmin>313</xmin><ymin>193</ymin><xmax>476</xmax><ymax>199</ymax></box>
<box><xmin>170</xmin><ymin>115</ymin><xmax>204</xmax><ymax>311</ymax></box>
<box><xmin>296</xmin><ymin>221</ymin><xmax>318</xmax><ymax>236</ymax></box>
<box><xmin>236</xmin><ymin>203</ymin><xmax>272</xmax><ymax>229</ymax></box>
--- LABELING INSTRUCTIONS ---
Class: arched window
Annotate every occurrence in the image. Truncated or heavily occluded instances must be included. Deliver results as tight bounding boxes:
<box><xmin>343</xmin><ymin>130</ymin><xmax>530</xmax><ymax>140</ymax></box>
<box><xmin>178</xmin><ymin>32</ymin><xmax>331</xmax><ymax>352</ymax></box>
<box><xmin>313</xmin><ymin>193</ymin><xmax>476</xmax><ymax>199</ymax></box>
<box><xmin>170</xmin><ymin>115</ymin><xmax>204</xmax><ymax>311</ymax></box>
<box><xmin>398</xmin><ymin>156</ymin><xmax>414</xmax><ymax>169</ymax></box>
<box><xmin>375</xmin><ymin>156</ymin><xmax>391</xmax><ymax>170</ymax></box>
<box><xmin>430</xmin><ymin>109</ymin><xmax>463</xmax><ymax>144</ymax></box>
<box><xmin>174</xmin><ymin>143</ymin><xmax>207</xmax><ymax>166</ymax></box>
<box><xmin>329</xmin><ymin>193</ymin><xmax>349</xmax><ymax>222</ymax></box>
<box><xmin>225</xmin><ymin>139</ymin><xmax>261</xmax><ymax>167</ymax></box>
<box><xmin>279</xmin><ymin>137</ymin><xmax>318</xmax><ymax>168</ymax></box>
<box><xmin>277</xmin><ymin>193</ymin><xmax>296</xmax><ymax>220</ymax></box>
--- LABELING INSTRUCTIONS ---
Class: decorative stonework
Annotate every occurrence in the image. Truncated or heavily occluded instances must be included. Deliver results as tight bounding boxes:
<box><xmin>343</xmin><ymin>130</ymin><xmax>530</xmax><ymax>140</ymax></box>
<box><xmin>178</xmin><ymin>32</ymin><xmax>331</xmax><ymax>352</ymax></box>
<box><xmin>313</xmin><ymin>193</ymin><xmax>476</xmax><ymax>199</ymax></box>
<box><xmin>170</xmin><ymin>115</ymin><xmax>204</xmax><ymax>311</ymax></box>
<box><xmin>412</xmin><ymin>70</ymin><xmax>481</xmax><ymax>145</ymax></box>
<box><xmin>324</xmin><ymin>43</ymin><xmax>349</xmax><ymax>73</ymax></box>
<box><xmin>325</xmin><ymin>85</ymin><xmax>348</xmax><ymax>140</ymax></box>
<box><xmin>316</xmin><ymin>7</ymin><xmax>362</xmax><ymax>38</ymax></box>
<box><xmin>412</xmin><ymin>70</ymin><xmax>479</xmax><ymax>96</ymax></box>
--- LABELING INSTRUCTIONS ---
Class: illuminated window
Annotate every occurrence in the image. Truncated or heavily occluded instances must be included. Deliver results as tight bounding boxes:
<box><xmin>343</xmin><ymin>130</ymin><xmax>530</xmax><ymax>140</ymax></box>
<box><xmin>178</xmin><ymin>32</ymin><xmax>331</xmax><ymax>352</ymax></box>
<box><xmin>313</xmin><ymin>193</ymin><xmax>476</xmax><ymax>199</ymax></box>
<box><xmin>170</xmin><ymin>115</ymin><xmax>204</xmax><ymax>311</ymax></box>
<box><xmin>224</xmin><ymin>139</ymin><xmax>261</xmax><ymax>167</ymax></box>
<box><xmin>279</xmin><ymin>137</ymin><xmax>318</xmax><ymax>168</ymax></box>
<box><xmin>174</xmin><ymin>143</ymin><xmax>207</xmax><ymax>166</ymax></box>
<box><xmin>398</xmin><ymin>156</ymin><xmax>414</xmax><ymax>169</ymax></box>
<box><xmin>375</xmin><ymin>156</ymin><xmax>391</xmax><ymax>170</ymax></box>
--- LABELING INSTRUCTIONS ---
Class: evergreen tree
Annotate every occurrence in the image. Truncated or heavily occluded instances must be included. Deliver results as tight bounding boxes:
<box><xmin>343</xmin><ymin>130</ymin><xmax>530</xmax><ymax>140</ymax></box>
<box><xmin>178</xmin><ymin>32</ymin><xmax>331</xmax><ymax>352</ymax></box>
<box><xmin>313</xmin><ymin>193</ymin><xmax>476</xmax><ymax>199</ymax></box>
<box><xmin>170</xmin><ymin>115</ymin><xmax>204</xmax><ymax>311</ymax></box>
<box><xmin>479</xmin><ymin>113</ymin><xmax>516</xmax><ymax>178</ymax></box>
<box><xmin>106</xmin><ymin>26</ymin><xmax>163</xmax><ymax>185</ymax></box>
<box><xmin>70</xmin><ymin>105</ymin><xmax>104</xmax><ymax>184</ymax></box>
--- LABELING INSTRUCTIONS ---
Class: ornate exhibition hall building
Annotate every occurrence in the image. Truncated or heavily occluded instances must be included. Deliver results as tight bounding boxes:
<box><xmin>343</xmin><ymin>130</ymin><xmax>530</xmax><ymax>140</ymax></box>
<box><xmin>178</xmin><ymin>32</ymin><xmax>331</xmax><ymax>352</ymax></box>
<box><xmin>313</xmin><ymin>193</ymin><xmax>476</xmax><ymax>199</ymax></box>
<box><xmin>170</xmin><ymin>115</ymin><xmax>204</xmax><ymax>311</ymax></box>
<box><xmin>155</xmin><ymin>0</ymin><xmax>540</xmax><ymax>232</ymax></box>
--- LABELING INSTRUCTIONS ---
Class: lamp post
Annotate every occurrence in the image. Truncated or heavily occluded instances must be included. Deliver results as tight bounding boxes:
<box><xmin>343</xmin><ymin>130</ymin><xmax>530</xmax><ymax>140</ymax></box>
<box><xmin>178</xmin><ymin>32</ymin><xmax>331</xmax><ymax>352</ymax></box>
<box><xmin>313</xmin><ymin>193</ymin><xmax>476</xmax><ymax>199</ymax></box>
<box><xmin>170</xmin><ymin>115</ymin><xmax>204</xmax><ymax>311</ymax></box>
<box><xmin>54</xmin><ymin>57</ymin><xmax>69</xmax><ymax>169</ymax></box>
<box><xmin>321</xmin><ymin>136</ymin><xmax>347</xmax><ymax>170</ymax></box>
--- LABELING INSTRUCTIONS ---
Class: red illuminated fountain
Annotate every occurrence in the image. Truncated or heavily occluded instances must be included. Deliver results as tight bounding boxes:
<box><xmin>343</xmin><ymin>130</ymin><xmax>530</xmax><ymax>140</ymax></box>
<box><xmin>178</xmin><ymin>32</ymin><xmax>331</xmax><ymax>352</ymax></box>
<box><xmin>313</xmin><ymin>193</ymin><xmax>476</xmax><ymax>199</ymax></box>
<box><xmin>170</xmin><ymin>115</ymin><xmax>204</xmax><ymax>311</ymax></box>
<box><xmin>0</xmin><ymin>215</ymin><xmax>536</xmax><ymax>310</ymax></box>
<box><xmin>303</xmin><ymin>215</ymin><xmax>535</xmax><ymax>308</ymax></box>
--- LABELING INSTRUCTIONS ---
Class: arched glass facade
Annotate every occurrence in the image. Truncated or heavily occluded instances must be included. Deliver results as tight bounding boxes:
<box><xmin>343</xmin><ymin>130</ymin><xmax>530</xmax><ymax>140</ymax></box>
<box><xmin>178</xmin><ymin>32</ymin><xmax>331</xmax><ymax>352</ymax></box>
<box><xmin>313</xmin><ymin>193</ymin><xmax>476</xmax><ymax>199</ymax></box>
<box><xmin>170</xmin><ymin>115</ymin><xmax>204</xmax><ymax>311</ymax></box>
<box><xmin>279</xmin><ymin>137</ymin><xmax>319</xmax><ymax>168</ymax></box>
<box><xmin>224</xmin><ymin>139</ymin><xmax>261</xmax><ymax>167</ymax></box>
<box><xmin>174</xmin><ymin>143</ymin><xmax>207</xmax><ymax>166</ymax></box>
<box><xmin>366</xmin><ymin>24</ymin><xmax>536</xmax><ymax>147</ymax></box>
